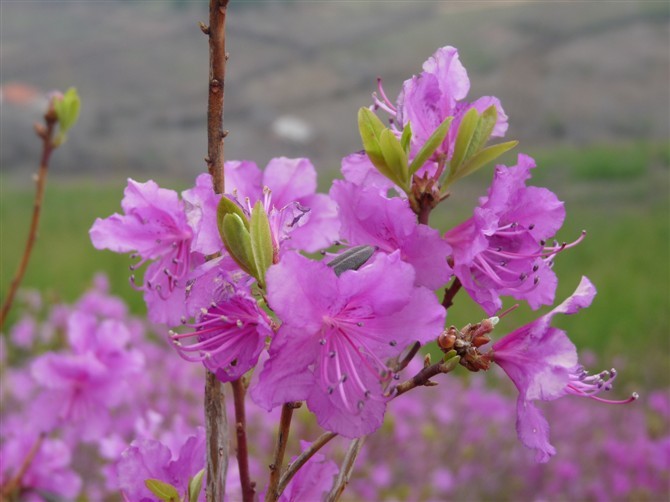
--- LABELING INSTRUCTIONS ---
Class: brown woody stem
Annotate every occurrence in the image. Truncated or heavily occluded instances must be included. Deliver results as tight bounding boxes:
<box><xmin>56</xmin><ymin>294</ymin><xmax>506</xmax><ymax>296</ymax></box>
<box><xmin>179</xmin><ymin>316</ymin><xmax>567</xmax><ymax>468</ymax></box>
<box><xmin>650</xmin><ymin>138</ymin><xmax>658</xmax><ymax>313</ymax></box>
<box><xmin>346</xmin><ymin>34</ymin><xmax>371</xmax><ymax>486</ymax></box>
<box><xmin>0</xmin><ymin>105</ymin><xmax>58</xmax><ymax>330</ymax></box>
<box><xmin>231</xmin><ymin>379</ymin><xmax>255</xmax><ymax>502</ymax></box>
<box><xmin>206</xmin><ymin>0</ymin><xmax>230</xmax><ymax>194</ymax></box>
<box><xmin>203</xmin><ymin>2</ymin><xmax>230</xmax><ymax>500</ymax></box>
<box><xmin>326</xmin><ymin>437</ymin><xmax>366</xmax><ymax>502</ymax></box>
<box><xmin>276</xmin><ymin>431</ymin><xmax>338</xmax><ymax>496</ymax></box>
<box><xmin>265</xmin><ymin>402</ymin><xmax>301</xmax><ymax>502</ymax></box>
<box><xmin>204</xmin><ymin>371</ymin><xmax>228</xmax><ymax>502</ymax></box>
<box><xmin>0</xmin><ymin>432</ymin><xmax>45</xmax><ymax>498</ymax></box>
<box><xmin>442</xmin><ymin>277</ymin><xmax>462</xmax><ymax>310</ymax></box>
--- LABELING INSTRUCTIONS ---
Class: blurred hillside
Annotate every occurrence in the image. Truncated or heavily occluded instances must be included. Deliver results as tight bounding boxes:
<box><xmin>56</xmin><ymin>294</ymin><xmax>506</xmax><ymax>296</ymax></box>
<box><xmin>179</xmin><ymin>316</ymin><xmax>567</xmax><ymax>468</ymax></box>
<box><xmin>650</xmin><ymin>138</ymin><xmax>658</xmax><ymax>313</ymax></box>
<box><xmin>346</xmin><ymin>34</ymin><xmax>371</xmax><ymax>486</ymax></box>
<box><xmin>1</xmin><ymin>1</ymin><xmax>668</xmax><ymax>182</ymax></box>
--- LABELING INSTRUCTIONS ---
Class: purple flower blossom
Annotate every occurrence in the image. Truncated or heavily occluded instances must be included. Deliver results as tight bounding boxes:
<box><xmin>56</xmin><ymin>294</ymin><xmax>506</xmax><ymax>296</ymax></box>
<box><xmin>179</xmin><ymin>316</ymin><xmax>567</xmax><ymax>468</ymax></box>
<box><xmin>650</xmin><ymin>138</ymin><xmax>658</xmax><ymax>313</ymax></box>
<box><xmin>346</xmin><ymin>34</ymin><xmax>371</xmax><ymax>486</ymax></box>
<box><xmin>170</xmin><ymin>284</ymin><xmax>273</xmax><ymax>383</ymax></box>
<box><xmin>90</xmin><ymin>179</ymin><xmax>194</xmax><ymax>325</ymax></box>
<box><xmin>116</xmin><ymin>428</ymin><xmax>206</xmax><ymax>502</ymax></box>
<box><xmin>224</xmin><ymin>157</ymin><xmax>339</xmax><ymax>252</ymax></box>
<box><xmin>251</xmin><ymin>251</ymin><xmax>445</xmax><ymax>438</ymax></box>
<box><xmin>374</xmin><ymin>46</ymin><xmax>508</xmax><ymax>160</ymax></box>
<box><xmin>492</xmin><ymin>277</ymin><xmax>638</xmax><ymax>462</ymax></box>
<box><xmin>29</xmin><ymin>310</ymin><xmax>144</xmax><ymax>439</ymax></box>
<box><xmin>330</xmin><ymin>180</ymin><xmax>452</xmax><ymax>290</ymax></box>
<box><xmin>445</xmin><ymin>154</ymin><xmax>581</xmax><ymax>315</ymax></box>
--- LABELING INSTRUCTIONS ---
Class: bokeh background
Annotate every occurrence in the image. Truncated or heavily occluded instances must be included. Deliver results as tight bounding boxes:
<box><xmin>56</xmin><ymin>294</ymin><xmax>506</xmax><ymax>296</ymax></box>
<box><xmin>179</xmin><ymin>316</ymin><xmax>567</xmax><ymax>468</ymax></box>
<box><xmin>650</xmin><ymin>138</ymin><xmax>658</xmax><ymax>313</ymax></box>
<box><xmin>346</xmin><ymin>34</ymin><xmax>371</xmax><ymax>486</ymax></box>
<box><xmin>1</xmin><ymin>0</ymin><xmax>669</xmax><ymax>498</ymax></box>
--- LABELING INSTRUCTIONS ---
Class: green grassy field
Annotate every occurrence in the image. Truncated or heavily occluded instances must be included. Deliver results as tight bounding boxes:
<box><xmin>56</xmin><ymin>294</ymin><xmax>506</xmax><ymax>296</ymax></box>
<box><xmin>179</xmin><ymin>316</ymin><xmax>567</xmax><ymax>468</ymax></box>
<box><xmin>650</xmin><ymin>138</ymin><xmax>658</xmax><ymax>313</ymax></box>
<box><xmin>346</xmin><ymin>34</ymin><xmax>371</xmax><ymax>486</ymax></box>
<box><xmin>1</xmin><ymin>141</ymin><xmax>668</xmax><ymax>388</ymax></box>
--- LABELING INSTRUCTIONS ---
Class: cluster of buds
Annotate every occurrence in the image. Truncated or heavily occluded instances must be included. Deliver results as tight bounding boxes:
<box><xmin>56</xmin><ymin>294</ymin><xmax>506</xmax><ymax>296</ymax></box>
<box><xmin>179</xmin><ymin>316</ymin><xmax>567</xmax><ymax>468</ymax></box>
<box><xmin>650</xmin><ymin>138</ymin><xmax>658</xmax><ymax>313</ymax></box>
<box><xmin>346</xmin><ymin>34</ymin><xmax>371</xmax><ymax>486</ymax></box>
<box><xmin>437</xmin><ymin>317</ymin><xmax>498</xmax><ymax>372</ymax></box>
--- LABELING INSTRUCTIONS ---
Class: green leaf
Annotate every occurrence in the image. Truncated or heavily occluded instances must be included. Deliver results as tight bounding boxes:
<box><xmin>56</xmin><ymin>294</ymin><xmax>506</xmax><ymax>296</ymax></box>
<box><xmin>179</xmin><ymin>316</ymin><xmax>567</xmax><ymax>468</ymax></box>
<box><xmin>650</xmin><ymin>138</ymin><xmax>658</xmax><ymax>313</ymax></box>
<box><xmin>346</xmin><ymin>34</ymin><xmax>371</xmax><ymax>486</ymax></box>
<box><xmin>400</xmin><ymin>122</ymin><xmax>412</xmax><ymax>155</ymax></box>
<box><xmin>221</xmin><ymin>213</ymin><xmax>257</xmax><ymax>280</ymax></box>
<box><xmin>217</xmin><ymin>196</ymin><xmax>249</xmax><ymax>243</ymax></box>
<box><xmin>188</xmin><ymin>469</ymin><xmax>206</xmax><ymax>502</ymax></box>
<box><xmin>408</xmin><ymin>116</ymin><xmax>452</xmax><ymax>175</ymax></box>
<box><xmin>327</xmin><ymin>245</ymin><xmax>377</xmax><ymax>276</ymax></box>
<box><xmin>444</xmin><ymin>140</ymin><xmax>518</xmax><ymax>190</ymax></box>
<box><xmin>378</xmin><ymin>128</ymin><xmax>409</xmax><ymax>189</ymax></box>
<box><xmin>53</xmin><ymin>87</ymin><xmax>81</xmax><ymax>133</ymax></box>
<box><xmin>463</xmin><ymin>105</ymin><xmax>497</xmax><ymax>161</ymax></box>
<box><xmin>250</xmin><ymin>200</ymin><xmax>274</xmax><ymax>289</ymax></box>
<box><xmin>357</xmin><ymin>107</ymin><xmax>387</xmax><ymax>169</ymax></box>
<box><xmin>449</xmin><ymin>107</ymin><xmax>480</xmax><ymax>173</ymax></box>
<box><xmin>144</xmin><ymin>479</ymin><xmax>180</xmax><ymax>502</ymax></box>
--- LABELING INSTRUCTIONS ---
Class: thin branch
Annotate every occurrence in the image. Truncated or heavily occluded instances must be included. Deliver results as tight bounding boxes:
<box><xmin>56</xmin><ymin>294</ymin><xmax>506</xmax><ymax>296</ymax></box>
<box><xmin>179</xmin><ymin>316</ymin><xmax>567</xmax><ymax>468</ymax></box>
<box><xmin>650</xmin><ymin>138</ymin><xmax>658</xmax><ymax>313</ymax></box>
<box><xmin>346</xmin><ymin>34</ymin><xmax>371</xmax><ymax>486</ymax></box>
<box><xmin>326</xmin><ymin>437</ymin><xmax>366</xmax><ymax>502</ymax></box>
<box><xmin>276</xmin><ymin>432</ymin><xmax>338</xmax><ymax>495</ymax></box>
<box><xmin>204</xmin><ymin>2</ymin><xmax>230</xmax><ymax>500</ymax></box>
<box><xmin>0</xmin><ymin>104</ymin><xmax>59</xmax><ymax>329</ymax></box>
<box><xmin>392</xmin><ymin>356</ymin><xmax>460</xmax><ymax>398</ymax></box>
<box><xmin>272</xmin><ymin>355</ymin><xmax>459</xmax><ymax>500</ymax></box>
<box><xmin>265</xmin><ymin>402</ymin><xmax>301</xmax><ymax>502</ymax></box>
<box><xmin>206</xmin><ymin>0</ymin><xmax>230</xmax><ymax>194</ymax></box>
<box><xmin>441</xmin><ymin>277</ymin><xmax>462</xmax><ymax>310</ymax></box>
<box><xmin>0</xmin><ymin>432</ymin><xmax>45</xmax><ymax>497</ymax></box>
<box><xmin>205</xmin><ymin>371</ymin><xmax>228</xmax><ymax>502</ymax></box>
<box><xmin>231</xmin><ymin>379</ymin><xmax>255</xmax><ymax>502</ymax></box>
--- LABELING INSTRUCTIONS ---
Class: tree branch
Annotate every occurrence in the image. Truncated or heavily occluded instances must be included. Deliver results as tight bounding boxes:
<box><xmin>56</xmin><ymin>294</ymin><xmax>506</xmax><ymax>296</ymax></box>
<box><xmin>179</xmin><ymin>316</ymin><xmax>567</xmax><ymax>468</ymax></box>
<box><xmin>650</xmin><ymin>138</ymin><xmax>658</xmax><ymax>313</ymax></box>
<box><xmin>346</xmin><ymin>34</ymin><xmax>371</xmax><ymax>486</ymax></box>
<box><xmin>203</xmin><ymin>2</ymin><xmax>230</xmax><ymax>500</ymax></box>
<box><xmin>326</xmin><ymin>437</ymin><xmax>366</xmax><ymax>502</ymax></box>
<box><xmin>276</xmin><ymin>431</ymin><xmax>338</xmax><ymax>496</ymax></box>
<box><xmin>204</xmin><ymin>371</ymin><xmax>228</xmax><ymax>502</ymax></box>
<box><xmin>265</xmin><ymin>402</ymin><xmax>301</xmax><ymax>502</ymax></box>
<box><xmin>206</xmin><ymin>0</ymin><xmax>230</xmax><ymax>194</ymax></box>
<box><xmin>231</xmin><ymin>379</ymin><xmax>255</xmax><ymax>502</ymax></box>
<box><xmin>441</xmin><ymin>277</ymin><xmax>462</xmax><ymax>310</ymax></box>
<box><xmin>0</xmin><ymin>103</ymin><xmax>59</xmax><ymax>329</ymax></box>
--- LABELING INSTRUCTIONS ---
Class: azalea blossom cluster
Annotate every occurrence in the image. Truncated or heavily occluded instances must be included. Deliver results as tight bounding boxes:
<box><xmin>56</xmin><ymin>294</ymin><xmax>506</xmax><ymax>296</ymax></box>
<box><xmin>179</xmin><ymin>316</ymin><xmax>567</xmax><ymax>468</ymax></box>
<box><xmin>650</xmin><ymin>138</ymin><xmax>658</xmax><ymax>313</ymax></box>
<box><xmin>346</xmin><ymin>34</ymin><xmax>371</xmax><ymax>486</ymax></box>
<box><xmin>1</xmin><ymin>286</ymin><xmax>666</xmax><ymax>500</ymax></box>
<box><xmin>1</xmin><ymin>46</ymin><xmax>641</xmax><ymax>500</ymax></box>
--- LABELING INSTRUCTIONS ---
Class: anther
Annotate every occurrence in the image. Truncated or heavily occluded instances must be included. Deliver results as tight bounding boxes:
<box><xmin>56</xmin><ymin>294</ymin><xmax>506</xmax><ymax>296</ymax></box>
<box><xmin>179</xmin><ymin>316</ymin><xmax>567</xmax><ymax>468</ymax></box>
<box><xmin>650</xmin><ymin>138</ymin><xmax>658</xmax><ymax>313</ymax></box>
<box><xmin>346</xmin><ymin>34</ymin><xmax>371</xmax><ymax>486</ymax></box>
<box><xmin>327</xmin><ymin>386</ymin><xmax>334</xmax><ymax>395</ymax></box>
<box><xmin>319</xmin><ymin>339</ymin><xmax>326</xmax><ymax>345</ymax></box>
<box><xmin>356</xmin><ymin>322</ymin><xmax>364</xmax><ymax>327</ymax></box>
<box><xmin>528</xmin><ymin>224</ymin><xmax>535</xmax><ymax>230</ymax></box>
<box><xmin>389</xmin><ymin>340</ymin><xmax>397</xmax><ymax>347</ymax></box>
<box><xmin>236</xmin><ymin>320</ymin><xmax>243</xmax><ymax>328</ymax></box>
<box><xmin>329</xmin><ymin>350</ymin><xmax>336</xmax><ymax>358</ymax></box>
<box><xmin>340</xmin><ymin>374</ymin><xmax>348</xmax><ymax>383</ymax></box>
<box><xmin>357</xmin><ymin>400</ymin><xmax>365</xmax><ymax>410</ymax></box>
<box><xmin>180</xmin><ymin>316</ymin><xmax>187</xmax><ymax>324</ymax></box>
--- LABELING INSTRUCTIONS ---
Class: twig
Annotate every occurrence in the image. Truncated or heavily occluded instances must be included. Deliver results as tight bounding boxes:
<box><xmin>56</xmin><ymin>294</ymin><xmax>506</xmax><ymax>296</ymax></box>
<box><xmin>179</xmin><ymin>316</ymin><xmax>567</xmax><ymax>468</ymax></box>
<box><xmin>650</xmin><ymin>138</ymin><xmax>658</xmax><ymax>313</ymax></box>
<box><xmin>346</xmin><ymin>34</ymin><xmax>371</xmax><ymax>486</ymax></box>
<box><xmin>0</xmin><ymin>433</ymin><xmax>45</xmax><ymax>497</ymax></box>
<box><xmin>0</xmin><ymin>104</ymin><xmax>59</xmax><ymax>329</ymax></box>
<box><xmin>272</xmin><ymin>354</ymin><xmax>459</xmax><ymax>500</ymax></box>
<box><xmin>441</xmin><ymin>277</ymin><xmax>462</xmax><ymax>310</ymax></box>
<box><xmin>392</xmin><ymin>341</ymin><xmax>421</xmax><ymax>373</ymax></box>
<box><xmin>326</xmin><ymin>437</ymin><xmax>366</xmax><ymax>502</ymax></box>
<box><xmin>231</xmin><ymin>379</ymin><xmax>255</xmax><ymax>502</ymax></box>
<box><xmin>205</xmin><ymin>0</ymin><xmax>230</xmax><ymax>194</ymax></box>
<box><xmin>265</xmin><ymin>402</ymin><xmax>301</xmax><ymax>502</ymax></box>
<box><xmin>203</xmin><ymin>2</ymin><xmax>230</xmax><ymax>500</ymax></box>
<box><xmin>204</xmin><ymin>371</ymin><xmax>228</xmax><ymax>502</ymax></box>
<box><xmin>276</xmin><ymin>432</ymin><xmax>338</xmax><ymax>495</ymax></box>
<box><xmin>392</xmin><ymin>356</ymin><xmax>460</xmax><ymax>398</ymax></box>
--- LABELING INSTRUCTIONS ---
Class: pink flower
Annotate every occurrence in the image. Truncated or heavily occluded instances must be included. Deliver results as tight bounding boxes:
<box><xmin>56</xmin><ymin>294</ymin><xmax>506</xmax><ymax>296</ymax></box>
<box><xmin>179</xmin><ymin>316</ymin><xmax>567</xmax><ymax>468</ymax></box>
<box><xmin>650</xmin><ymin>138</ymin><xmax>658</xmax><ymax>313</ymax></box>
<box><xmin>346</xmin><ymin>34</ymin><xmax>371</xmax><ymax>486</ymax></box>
<box><xmin>445</xmin><ymin>154</ymin><xmax>581</xmax><ymax>315</ymax></box>
<box><xmin>90</xmin><ymin>179</ymin><xmax>194</xmax><ymax>325</ymax></box>
<box><xmin>170</xmin><ymin>285</ymin><xmax>273</xmax><ymax>383</ymax></box>
<box><xmin>251</xmin><ymin>251</ymin><xmax>445</xmax><ymax>437</ymax></box>
<box><xmin>225</xmin><ymin>157</ymin><xmax>339</xmax><ymax>252</ymax></box>
<box><xmin>116</xmin><ymin>428</ymin><xmax>206</xmax><ymax>501</ymax></box>
<box><xmin>375</xmin><ymin>46</ymin><xmax>508</xmax><ymax>161</ymax></box>
<box><xmin>330</xmin><ymin>180</ymin><xmax>452</xmax><ymax>290</ymax></box>
<box><xmin>492</xmin><ymin>277</ymin><xmax>638</xmax><ymax>462</ymax></box>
